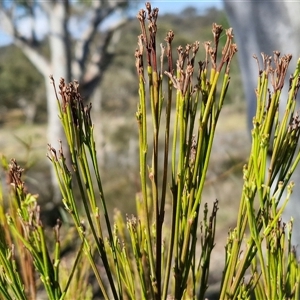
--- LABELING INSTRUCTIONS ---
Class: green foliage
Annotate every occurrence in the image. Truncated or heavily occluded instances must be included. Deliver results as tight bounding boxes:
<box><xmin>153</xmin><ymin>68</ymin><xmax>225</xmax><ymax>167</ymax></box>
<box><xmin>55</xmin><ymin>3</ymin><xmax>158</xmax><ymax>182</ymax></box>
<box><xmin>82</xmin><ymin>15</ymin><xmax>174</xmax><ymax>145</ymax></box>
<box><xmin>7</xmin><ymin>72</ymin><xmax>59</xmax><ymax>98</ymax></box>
<box><xmin>220</xmin><ymin>53</ymin><xmax>300</xmax><ymax>299</ymax></box>
<box><xmin>0</xmin><ymin>46</ymin><xmax>45</xmax><ymax>108</ymax></box>
<box><xmin>0</xmin><ymin>3</ymin><xmax>299</xmax><ymax>300</ymax></box>
<box><xmin>0</xmin><ymin>45</ymin><xmax>46</xmax><ymax>123</ymax></box>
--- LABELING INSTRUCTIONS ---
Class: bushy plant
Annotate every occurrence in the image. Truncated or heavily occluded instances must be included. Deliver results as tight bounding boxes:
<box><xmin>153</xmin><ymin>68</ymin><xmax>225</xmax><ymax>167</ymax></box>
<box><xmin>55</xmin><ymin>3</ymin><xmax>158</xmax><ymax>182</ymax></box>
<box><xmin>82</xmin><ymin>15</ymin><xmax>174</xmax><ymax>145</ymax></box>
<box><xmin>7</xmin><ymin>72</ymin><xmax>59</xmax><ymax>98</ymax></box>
<box><xmin>0</xmin><ymin>2</ymin><xmax>300</xmax><ymax>300</ymax></box>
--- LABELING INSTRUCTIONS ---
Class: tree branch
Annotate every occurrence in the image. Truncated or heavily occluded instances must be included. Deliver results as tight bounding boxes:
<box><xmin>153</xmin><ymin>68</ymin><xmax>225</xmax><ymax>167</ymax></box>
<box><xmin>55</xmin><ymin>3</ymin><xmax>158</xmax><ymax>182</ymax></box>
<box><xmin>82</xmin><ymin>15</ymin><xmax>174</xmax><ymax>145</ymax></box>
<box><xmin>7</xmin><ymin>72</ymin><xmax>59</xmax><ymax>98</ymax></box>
<box><xmin>38</xmin><ymin>0</ymin><xmax>53</xmax><ymax>15</ymax></box>
<box><xmin>17</xmin><ymin>39</ymin><xmax>50</xmax><ymax>77</ymax></box>
<box><xmin>73</xmin><ymin>0</ymin><xmax>129</xmax><ymax>81</ymax></box>
<box><xmin>80</xmin><ymin>17</ymin><xmax>128</xmax><ymax>99</ymax></box>
<box><xmin>0</xmin><ymin>7</ymin><xmax>50</xmax><ymax>76</ymax></box>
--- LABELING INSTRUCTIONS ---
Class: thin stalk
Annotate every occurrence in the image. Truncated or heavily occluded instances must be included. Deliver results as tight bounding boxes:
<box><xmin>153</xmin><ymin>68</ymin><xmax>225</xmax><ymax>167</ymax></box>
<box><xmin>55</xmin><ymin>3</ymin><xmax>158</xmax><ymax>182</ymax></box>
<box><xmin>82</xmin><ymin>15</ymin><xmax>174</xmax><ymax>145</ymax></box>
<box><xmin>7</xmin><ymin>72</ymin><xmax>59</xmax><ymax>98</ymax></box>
<box><xmin>78</xmin><ymin>143</ymin><xmax>123</xmax><ymax>296</ymax></box>
<box><xmin>56</xmin><ymin>87</ymin><xmax>121</xmax><ymax>298</ymax></box>
<box><xmin>82</xmin><ymin>239</ymin><xmax>111</xmax><ymax>300</ymax></box>
<box><xmin>0</xmin><ymin>248</ymin><xmax>27</xmax><ymax>300</ymax></box>
<box><xmin>173</xmin><ymin>90</ymin><xmax>187</xmax><ymax>298</ymax></box>
<box><xmin>151</xmin><ymin>69</ymin><xmax>161</xmax><ymax>298</ymax></box>
<box><xmin>137</xmin><ymin>72</ymin><xmax>157</xmax><ymax>295</ymax></box>
<box><xmin>60</xmin><ymin>240</ymin><xmax>84</xmax><ymax>300</ymax></box>
<box><xmin>49</xmin><ymin>146</ymin><xmax>119</xmax><ymax>300</ymax></box>
<box><xmin>71</xmin><ymin>155</ymin><xmax>119</xmax><ymax>297</ymax></box>
<box><xmin>83</xmin><ymin>113</ymin><xmax>126</xmax><ymax>297</ymax></box>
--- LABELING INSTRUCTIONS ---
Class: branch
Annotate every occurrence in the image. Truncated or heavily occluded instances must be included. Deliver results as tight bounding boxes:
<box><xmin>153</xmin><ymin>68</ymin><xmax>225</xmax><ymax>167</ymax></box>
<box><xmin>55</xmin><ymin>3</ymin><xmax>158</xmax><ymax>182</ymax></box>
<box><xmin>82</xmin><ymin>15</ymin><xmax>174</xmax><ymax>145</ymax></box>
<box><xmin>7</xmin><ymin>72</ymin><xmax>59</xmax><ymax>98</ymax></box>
<box><xmin>73</xmin><ymin>0</ymin><xmax>129</xmax><ymax>80</ymax></box>
<box><xmin>20</xmin><ymin>0</ymin><xmax>39</xmax><ymax>45</ymax></box>
<box><xmin>79</xmin><ymin>17</ymin><xmax>129</xmax><ymax>99</ymax></box>
<box><xmin>0</xmin><ymin>8</ymin><xmax>50</xmax><ymax>77</ymax></box>
<box><xmin>16</xmin><ymin>39</ymin><xmax>50</xmax><ymax>77</ymax></box>
<box><xmin>38</xmin><ymin>1</ymin><xmax>53</xmax><ymax>15</ymax></box>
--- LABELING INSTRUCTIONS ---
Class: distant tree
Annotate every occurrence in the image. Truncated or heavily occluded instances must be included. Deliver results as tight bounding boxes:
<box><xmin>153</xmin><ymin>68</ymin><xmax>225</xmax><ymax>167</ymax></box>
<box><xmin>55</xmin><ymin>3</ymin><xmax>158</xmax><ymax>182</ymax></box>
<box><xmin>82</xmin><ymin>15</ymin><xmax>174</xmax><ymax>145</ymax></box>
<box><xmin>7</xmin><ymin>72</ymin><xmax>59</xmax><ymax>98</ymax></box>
<box><xmin>0</xmin><ymin>45</ymin><xmax>46</xmax><ymax>123</ymax></box>
<box><xmin>0</xmin><ymin>0</ymin><xmax>132</xmax><ymax>202</ymax></box>
<box><xmin>181</xmin><ymin>6</ymin><xmax>198</xmax><ymax>18</ymax></box>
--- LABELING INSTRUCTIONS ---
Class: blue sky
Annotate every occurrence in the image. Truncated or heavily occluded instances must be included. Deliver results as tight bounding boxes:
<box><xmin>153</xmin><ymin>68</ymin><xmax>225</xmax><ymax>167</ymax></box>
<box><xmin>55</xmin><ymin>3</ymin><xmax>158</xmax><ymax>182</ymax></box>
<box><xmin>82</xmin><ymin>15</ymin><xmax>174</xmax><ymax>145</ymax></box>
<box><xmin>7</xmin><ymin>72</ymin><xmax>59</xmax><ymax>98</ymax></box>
<box><xmin>0</xmin><ymin>1</ymin><xmax>223</xmax><ymax>47</ymax></box>
<box><xmin>149</xmin><ymin>1</ymin><xmax>223</xmax><ymax>14</ymax></box>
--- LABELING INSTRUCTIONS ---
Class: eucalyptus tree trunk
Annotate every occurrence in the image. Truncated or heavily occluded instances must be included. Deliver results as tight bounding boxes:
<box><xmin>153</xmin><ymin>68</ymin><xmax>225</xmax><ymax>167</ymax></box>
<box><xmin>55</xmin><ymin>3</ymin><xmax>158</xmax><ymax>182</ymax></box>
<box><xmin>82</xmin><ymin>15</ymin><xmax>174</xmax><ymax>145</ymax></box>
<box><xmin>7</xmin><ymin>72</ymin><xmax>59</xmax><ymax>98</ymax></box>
<box><xmin>224</xmin><ymin>0</ymin><xmax>300</xmax><ymax>245</ymax></box>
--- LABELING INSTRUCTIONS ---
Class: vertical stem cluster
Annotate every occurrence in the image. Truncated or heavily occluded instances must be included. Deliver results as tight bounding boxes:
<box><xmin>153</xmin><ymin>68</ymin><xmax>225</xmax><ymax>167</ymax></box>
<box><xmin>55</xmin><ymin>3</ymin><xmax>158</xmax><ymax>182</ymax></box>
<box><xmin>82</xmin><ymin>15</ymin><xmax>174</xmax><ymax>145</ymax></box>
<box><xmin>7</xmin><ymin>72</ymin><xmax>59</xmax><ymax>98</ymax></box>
<box><xmin>48</xmin><ymin>77</ymin><xmax>121</xmax><ymax>300</ymax></box>
<box><xmin>220</xmin><ymin>54</ymin><xmax>300</xmax><ymax>300</ymax></box>
<box><xmin>136</xmin><ymin>4</ymin><xmax>236</xmax><ymax>299</ymax></box>
<box><xmin>1</xmin><ymin>159</ymin><xmax>61</xmax><ymax>300</ymax></box>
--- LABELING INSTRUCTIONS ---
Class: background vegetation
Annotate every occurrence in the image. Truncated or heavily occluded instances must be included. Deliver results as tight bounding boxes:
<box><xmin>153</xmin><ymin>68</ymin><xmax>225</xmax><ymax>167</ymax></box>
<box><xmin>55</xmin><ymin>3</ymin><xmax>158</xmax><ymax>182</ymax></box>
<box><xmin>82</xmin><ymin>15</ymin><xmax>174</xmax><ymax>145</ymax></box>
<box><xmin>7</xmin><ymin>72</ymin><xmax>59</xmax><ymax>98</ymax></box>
<box><xmin>0</xmin><ymin>5</ymin><xmax>244</xmax><ymax>201</ymax></box>
<box><xmin>0</xmin><ymin>7</ymin><xmax>241</xmax><ymax>120</ymax></box>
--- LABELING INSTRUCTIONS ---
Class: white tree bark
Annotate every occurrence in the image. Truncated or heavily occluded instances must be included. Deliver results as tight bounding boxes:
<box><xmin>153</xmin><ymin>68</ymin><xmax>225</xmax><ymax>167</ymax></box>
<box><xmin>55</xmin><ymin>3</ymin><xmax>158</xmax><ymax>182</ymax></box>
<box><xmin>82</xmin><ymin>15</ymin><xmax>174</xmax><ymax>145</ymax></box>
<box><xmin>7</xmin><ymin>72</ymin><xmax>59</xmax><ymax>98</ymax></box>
<box><xmin>224</xmin><ymin>0</ymin><xmax>300</xmax><ymax>245</ymax></box>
